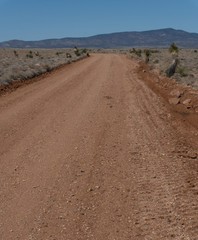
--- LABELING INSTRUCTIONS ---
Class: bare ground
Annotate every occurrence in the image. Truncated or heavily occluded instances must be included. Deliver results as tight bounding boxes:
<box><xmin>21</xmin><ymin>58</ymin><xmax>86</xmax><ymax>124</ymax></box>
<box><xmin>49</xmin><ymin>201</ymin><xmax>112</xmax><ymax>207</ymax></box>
<box><xmin>0</xmin><ymin>54</ymin><xmax>198</xmax><ymax>240</ymax></box>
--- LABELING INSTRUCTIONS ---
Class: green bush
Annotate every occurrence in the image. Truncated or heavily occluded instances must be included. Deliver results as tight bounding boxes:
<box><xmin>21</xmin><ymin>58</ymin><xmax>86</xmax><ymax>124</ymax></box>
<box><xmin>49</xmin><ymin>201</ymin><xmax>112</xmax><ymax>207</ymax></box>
<box><xmin>75</xmin><ymin>50</ymin><xmax>81</xmax><ymax>57</ymax></box>
<box><xmin>176</xmin><ymin>66</ymin><xmax>188</xmax><ymax>77</ymax></box>
<box><xmin>82</xmin><ymin>48</ymin><xmax>88</xmax><ymax>54</ymax></box>
<box><xmin>144</xmin><ymin>49</ymin><xmax>151</xmax><ymax>58</ymax></box>
<box><xmin>169</xmin><ymin>42</ymin><xmax>179</xmax><ymax>54</ymax></box>
<box><xmin>26</xmin><ymin>51</ymin><xmax>33</xmax><ymax>58</ymax></box>
<box><xmin>144</xmin><ymin>49</ymin><xmax>152</xmax><ymax>63</ymax></box>
<box><xmin>130</xmin><ymin>48</ymin><xmax>142</xmax><ymax>57</ymax></box>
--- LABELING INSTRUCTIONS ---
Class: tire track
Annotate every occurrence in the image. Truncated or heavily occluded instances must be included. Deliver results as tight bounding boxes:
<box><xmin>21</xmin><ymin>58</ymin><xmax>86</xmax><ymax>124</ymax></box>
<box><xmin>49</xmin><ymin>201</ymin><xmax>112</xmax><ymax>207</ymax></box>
<box><xmin>0</xmin><ymin>54</ymin><xmax>197</xmax><ymax>240</ymax></box>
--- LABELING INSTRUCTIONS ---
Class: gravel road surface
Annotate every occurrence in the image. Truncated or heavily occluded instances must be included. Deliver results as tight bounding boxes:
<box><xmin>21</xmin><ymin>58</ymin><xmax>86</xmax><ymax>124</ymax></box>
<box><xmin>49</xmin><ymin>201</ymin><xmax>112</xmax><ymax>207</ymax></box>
<box><xmin>0</xmin><ymin>54</ymin><xmax>198</xmax><ymax>239</ymax></box>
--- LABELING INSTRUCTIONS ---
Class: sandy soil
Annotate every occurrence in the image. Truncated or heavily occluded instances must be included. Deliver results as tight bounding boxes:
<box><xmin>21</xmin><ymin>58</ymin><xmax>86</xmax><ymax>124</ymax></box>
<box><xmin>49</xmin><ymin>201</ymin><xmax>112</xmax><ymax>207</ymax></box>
<box><xmin>0</xmin><ymin>54</ymin><xmax>198</xmax><ymax>240</ymax></box>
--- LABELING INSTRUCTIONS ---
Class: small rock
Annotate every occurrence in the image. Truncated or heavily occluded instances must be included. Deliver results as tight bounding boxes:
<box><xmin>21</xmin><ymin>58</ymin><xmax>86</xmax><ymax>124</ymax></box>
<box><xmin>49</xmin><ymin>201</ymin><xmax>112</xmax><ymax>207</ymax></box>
<box><xmin>183</xmin><ymin>99</ymin><xmax>192</xmax><ymax>108</ymax></box>
<box><xmin>88</xmin><ymin>188</ymin><xmax>94</xmax><ymax>192</ymax></box>
<box><xmin>169</xmin><ymin>98</ymin><xmax>180</xmax><ymax>105</ymax></box>
<box><xmin>104</xmin><ymin>96</ymin><xmax>112</xmax><ymax>99</ymax></box>
<box><xmin>183</xmin><ymin>98</ymin><xmax>191</xmax><ymax>104</ymax></box>
<box><xmin>194</xmin><ymin>107</ymin><xmax>198</xmax><ymax>113</ymax></box>
<box><xmin>170</xmin><ymin>89</ymin><xmax>183</xmax><ymax>98</ymax></box>
<box><xmin>190</xmin><ymin>153</ymin><xmax>197</xmax><ymax>159</ymax></box>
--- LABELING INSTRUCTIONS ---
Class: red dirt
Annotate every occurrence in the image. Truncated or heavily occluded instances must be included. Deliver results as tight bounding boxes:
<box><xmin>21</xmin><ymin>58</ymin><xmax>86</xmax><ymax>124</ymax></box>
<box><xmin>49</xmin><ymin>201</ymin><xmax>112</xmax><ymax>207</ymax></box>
<box><xmin>0</xmin><ymin>54</ymin><xmax>198</xmax><ymax>239</ymax></box>
<box><xmin>137</xmin><ymin>61</ymin><xmax>198</xmax><ymax>129</ymax></box>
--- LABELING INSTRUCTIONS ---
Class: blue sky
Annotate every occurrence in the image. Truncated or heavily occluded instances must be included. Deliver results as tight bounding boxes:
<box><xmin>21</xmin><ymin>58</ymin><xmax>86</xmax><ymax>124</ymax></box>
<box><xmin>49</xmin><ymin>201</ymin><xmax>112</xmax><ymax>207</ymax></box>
<box><xmin>0</xmin><ymin>0</ymin><xmax>198</xmax><ymax>42</ymax></box>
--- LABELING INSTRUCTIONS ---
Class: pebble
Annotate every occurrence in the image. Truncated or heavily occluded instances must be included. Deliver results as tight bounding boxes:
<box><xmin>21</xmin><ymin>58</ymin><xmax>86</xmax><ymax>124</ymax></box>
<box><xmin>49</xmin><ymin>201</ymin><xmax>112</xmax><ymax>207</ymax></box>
<box><xmin>169</xmin><ymin>98</ymin><xmax>180</xmax><ymax>105</ymax></box>
<box><xmin>170</xmin><ymin>89</ymin><xmax>183</xmax><ymax>98</ymax></box>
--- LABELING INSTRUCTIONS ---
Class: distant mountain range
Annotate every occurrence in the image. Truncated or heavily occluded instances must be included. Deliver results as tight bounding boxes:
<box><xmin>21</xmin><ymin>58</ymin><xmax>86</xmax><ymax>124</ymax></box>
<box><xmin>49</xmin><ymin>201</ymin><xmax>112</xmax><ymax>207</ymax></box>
<box><xmin>1</xmin><ymin>28</ymin><xmax>198</xmax><ymax>48</ymax></box>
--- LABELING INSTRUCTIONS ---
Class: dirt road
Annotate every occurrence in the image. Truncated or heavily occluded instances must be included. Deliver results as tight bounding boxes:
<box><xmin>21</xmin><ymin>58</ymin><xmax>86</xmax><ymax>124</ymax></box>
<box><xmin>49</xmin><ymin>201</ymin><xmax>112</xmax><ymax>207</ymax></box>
<box><xmin>0</xmin><ymin>54</ymin><xmax>198</xmax><ymax>240</ymax></box>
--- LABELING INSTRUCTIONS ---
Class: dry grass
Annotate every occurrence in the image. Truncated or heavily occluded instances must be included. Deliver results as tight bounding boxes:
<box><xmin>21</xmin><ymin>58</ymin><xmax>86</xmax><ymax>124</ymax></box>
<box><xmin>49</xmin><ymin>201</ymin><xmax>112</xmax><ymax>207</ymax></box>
<box><xmin>0</xmin><ymin>48</ymin><xmax>88</xmax><ymax>86</ymax></box>
<box><xmin>128</xmin><ymin>48</ymin><xmax>198</xmax><ymax>89</ymax></box>
<box><xmin>1</xmin><ymin>47</ymin><xmax>198</xmax><ymax>90</ymax></box>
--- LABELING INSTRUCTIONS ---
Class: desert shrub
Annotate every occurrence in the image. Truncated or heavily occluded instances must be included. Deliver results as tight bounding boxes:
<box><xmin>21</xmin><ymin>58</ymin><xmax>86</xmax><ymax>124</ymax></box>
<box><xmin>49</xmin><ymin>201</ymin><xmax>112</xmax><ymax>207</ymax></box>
<box><xmin>66</xmin><ymin>53</ymin><xmax>72</xmax><ymax>58</ymax></box>
<box><xmin>44</xmin><ymin>64</ymin><xmax>52</xmax><ymax>72</ymax></box>
<box><xmin>130</xmin><ymin>48</ymin><xmax>136</xmax><ymax>54</ymax></box>
<box><xmin>134</xmin><ymin>49</ymin><xmax>142</xmax><ymax>57</ymax></box>
<box><xmin>144</xmin><ymin>49</ymin><xmax>151</xmax><ymax>57</ymax></box>
<box><xmin>144</xmin><ymin>49</ymin><xmax>151</xmax><ymax>63</ymax></box>
<box><xmin>2</xmin><ymin>75</ymin><xmax>13</xmax><ymax>84</ymax></box>
<box><xmin>0</xmin><ymin>48</ymin><xmax>87</xmax><ymax>86</ymax></box>
<box><xmin>34</xmin><ymin>51</ymin><xmax>40</xmax><ymax>56</ymax></box>
<box><xmin>26</xmin><ymin>51</ymin><xmax>33</xmax><ymax>58</ymax></box>
<box><xmin>73</xmin><ymin>46</ymin><xmax>81</xmax><ymax>56</ymax></box>
<box><xmin>176</xmin><ymin>66</ymin><xmax>188</xmax><ymax>77</ymax></box>
<box><xmin>137</xmin><ymin>49</ymin><xmax>142</xmax><ymax>56</ymax></box>
<box><xmin>14</xmin><ymin>50</ymin><xmax>18</xmax><ymax>57</ymax></box>
<box><xmin>131</xmin><ymin>48</ymin><xmax>142</xmax><ymax>57</ymax></box>
<box><xmin>82</xmin><ymin>48</ymin><xmax>88</xmax><ymax>54</ymax></box>
<box><xmin>56</xmin><ymin>51</ymin><xmax>64</xmax><ymax>56</ymax></box>
<box><xmin>169</xmin><ymin>42</ymin><xmax>179</xmax><ymax>54</ymax></box>
<box><xmin>74</xmin><ymin>50</ymin><xmax>81</xmax><ymax>57</ymax></box>
<box><xmin>153</xmin><ymin>59</ymin><xmax>159</xmax><ymax>64</ymax></box>
<box><xmin>194</xmin><ymin>50</ymin><xmax>197</xmax><ymax>53</ymax></box>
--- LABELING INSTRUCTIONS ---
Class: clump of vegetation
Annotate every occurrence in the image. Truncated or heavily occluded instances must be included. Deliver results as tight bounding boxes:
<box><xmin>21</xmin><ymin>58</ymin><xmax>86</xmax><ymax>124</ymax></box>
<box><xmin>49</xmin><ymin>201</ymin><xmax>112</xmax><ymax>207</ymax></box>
<box><xmin>66</xmin><ymin>53</ymin><xmax>72</xmax><ymax>58</ymax></box>
<box><xmin>194</xmin><ymin>49</ymin><xmax>197</xmax><ymax>53</ymax></box>
<box><xmin>144</xmin><ymin>49</ymin><xmax>152</xmax><ymax>63</ymax></box>
<box><xmin>136</xmin><ymin>49</ymin><xmax>142</xmax><ymax>57</ymax></box>
<box><xmin>56</xmin><ymin>51</ymin><xmax>64</xmax><ymax>56</ymax></box>
<box><xmin>153</xmin><ymin>59</ymin><xmax>159</xmax><ymax>64</ymax></box>
<box><xmin>166</xmin><ymin>42</ymin><xmax>179</xmax><ymax>77</ymax></box>
<box><xmin>0</xmin><ymin>48</ymin><xmax>88</xmax><ymax>87</ymax></box>
<box><xmin>169</xmin><ymin>42</ymin><xmax>179</xmax><ymax>55</ymax></box>
<box><xmin>176</xmin><ymin>66</ymin><xmax>188</xmax><ymax>77</ymax></box>
<box><xmin>13</xmin><ymin>50</ymin><xmax>18</xmax><ymax>57</ymax></box>
<box><xmin>82</xmin><ymin>48</ymin><xmax>88</xmax><ymax>54</ymax></box>
<box><xmin>73</xmin><ymin>46</ymin><xmax>81</xmax><ymax>57</ymax></box>
<box><xmin>26</xmin><ymin>51</ymin><xmax>33</xmax><ymax>58</ymax></box>
<box><xmin>130</xmin><ymin>48</ymin><xmax>142</xmax><ymax>57</ymax></box>
<box><xmin>75</xmin><ymin>50</ymin><xmax>81</xmax><ymax>57</ymax></box>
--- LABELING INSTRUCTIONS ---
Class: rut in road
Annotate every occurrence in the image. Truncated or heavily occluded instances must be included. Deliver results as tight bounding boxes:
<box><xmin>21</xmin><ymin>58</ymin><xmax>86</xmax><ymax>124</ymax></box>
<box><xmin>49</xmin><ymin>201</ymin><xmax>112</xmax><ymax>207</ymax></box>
<box><xmin>0</xmin><ymin>54</ymin><xmax>198</xmax><ymax>240</ymax></box>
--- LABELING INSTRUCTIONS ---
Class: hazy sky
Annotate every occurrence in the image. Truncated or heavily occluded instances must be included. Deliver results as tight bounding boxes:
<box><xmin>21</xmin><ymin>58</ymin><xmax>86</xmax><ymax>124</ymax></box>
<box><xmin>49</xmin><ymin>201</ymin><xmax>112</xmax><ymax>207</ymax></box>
<box><xmin>0</xmin><ymin>0</ymin><xmax>198</xmax><ymax>41</ymax></box>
